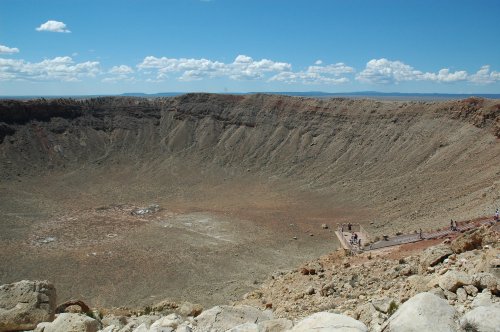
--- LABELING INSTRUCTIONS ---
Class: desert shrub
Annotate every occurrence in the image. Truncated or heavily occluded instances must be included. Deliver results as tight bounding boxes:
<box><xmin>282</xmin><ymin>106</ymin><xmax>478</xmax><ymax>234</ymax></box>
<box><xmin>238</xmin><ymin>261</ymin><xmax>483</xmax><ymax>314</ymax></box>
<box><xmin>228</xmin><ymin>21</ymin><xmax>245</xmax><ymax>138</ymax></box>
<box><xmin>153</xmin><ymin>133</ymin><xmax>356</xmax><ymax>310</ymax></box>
<box><xmin>462</xmin><ymin>321</ymin><xmax>480</xmax><ymax>332</ymax></box>
<box><xmin>387</xmin><ymin>301</ymin><xmax>399</xmax><ymax>316</ymax></box>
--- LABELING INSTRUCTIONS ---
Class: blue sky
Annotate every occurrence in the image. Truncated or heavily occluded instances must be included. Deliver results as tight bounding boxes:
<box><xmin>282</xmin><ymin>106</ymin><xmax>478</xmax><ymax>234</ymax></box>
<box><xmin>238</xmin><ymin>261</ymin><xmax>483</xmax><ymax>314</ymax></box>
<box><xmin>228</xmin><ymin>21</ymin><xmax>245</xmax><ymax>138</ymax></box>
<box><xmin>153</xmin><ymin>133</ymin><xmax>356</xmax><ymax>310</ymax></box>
<box><xmin>1</xmin><ymin>0</ymin><xmax>499</xmax><ymax>95</ymax></box>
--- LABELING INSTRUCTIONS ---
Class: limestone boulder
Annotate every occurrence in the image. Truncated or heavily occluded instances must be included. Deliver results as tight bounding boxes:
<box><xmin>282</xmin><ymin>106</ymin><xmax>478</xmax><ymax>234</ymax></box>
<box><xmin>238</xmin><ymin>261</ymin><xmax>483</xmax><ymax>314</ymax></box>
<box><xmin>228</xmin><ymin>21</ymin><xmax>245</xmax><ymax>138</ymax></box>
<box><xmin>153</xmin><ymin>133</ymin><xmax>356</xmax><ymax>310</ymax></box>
<box><xmin>259</xmin><ymin>318</ymin><xmax>293</xmax><ymax>332</ymax></box>
<box><xmin>355</xmin><ymin>303</ymin><xmax>384</xmax><ymax>332</ymax></box>
<box><xmin>226</xmin><ymin>322</ymin><xmax>259</xmax><ymax>332</ymax></box>
<box><xmin>176</xmin><ymin>325</ymin><xmax>192</xmax><ymax>332</ymax></box>
<box><xmin>119</xmin><ymin>315</ymin><xmax>160</xmax><ymax>331</ymax></box>
<box><xmin>178</xmin><ymin>302</ymin><xmax>203</xmax><ymax>317</ymax></box>
<box><xmin>150</xmin><ymin>313</ymin><xmax>183</xmax><ymax>331</ymax></box>
<box><xmin>381</xmin><ymin>292</ymin><xmax>458</xmax><ymax>332</ymax></box>
<box><xmin>420</xmin><ymin>244</ymin><xmax>453</xmax><ymax>269</ymax></box>
<box><xmin>460</xmin><ymin>305</ymin><xmax>500</xmax><ymax>332</ymax></box>
<box><xmin>0</xmin><ymin>280</ymin><xmax>56</xmax><ymax>332</ymax></box>
<box><xmin>38</xmin><ymin>313</ymin><xmax>99</xmax><ymax>332</ymax></box>
<box><xmin>450</xmin><ymin>228</ymin><xmax>484</xmax><ymax>254</ymax></box>
<box><xmin>371</xmin><ymin>297</ymin><xmax>395</xmax><ymax>314</ymax></box>
<box><xmin>472</xmin><ymin>273</ymin><xmax>498</xmax><ymax>292</ymax></box>
<box><xmin>289</xmin><ymin>312</ymin><xmax>367</xmax><ymax>332</ymax></box>
<box><xmin>193</xmin><ymin>305</ymin><xmax>272</xmax><ymax>332</ymax></box>
<box><xmin>438</xmin><ymin>270</ymin><xmax>473</xmax><ymax>292</ymax></box>
<box><xmin>101</xmin><ymin>315</ymin><xmax>127</xmax><ymax>330</ymax></box>
<box><xmin>355</xmin><ymin>303</ymin><xmax>378</xmax><ymax>325</ymax></box>
<box><xmin>471</xmin><ymin>290</ymin><xmax>495</xmax><ymax>308</ymax></box>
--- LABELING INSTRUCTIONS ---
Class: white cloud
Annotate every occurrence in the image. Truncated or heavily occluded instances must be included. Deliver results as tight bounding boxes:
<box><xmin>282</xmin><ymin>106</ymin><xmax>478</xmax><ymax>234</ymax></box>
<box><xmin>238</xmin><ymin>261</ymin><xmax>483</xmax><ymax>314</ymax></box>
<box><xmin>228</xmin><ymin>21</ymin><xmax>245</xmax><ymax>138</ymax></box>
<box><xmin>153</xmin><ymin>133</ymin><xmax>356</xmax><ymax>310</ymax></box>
<box><xmin>137</xmin><ymin>54</ymin><xmax>291</xmax><ymax>82</ymax></box>
<box><xmin>269</xmin><ymin>62</ymin><xmax>354</xmax><ymax>85</ymax></box>
<box><xmin>103</xmin><ymin>65</ymin><xmax>135</xmax><ymax>83</ymax></box>
<box><xmin>421</xmin><ymin>68</ymin><xmax>468</xmax><ymax>82</ymax></box>
<box><xmin>0</xmin><ymin>44</ymin><xmax>20</xmax><ymax>54</ymax></box>
<box><xmin>357</xmin><ymin>58</ymin><xmax>470</xmax><ymax>84</ymax></box>
<box><xmin>36</xmin><ymin>20</ymin><xmax>71</xmax><ymax>33</ymax></box>
<box><xmin>468</xmin><ymin>65</ymin><xmax>500</xmax><ymax>84</ymax></box>
<box><xmin>109</xmin><ymin>65</ymin><xmax>134</xmax><ymax>74</ymax></box>
<box><xmin>357</xmin><ymin>58</ymin><xmax>423</xmax><ymax>84</ymax></box>
<box><xmin>0</xmin><ymin>56</ymin><xmax>99</xmax><ymax>81</ymax></box>
<box><xmin>314</xmin><ymin>60</ymin><xmax>323</xmax><ymax>65</ymax></box>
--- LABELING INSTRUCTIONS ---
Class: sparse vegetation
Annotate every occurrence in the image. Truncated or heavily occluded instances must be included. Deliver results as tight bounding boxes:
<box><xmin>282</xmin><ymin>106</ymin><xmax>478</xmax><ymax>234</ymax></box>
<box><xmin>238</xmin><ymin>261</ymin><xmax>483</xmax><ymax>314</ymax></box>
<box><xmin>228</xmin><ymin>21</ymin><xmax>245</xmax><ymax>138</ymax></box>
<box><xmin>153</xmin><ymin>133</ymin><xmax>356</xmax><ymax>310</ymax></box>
<box><xmin>387</xmin><ymin>301</ymin><xmax>399</xmax><ymax>316</ymax></box>
<box><xmin>462</xmin><ymin>321</ymin><xmax>480</xmax><ymax>332</ymax></box>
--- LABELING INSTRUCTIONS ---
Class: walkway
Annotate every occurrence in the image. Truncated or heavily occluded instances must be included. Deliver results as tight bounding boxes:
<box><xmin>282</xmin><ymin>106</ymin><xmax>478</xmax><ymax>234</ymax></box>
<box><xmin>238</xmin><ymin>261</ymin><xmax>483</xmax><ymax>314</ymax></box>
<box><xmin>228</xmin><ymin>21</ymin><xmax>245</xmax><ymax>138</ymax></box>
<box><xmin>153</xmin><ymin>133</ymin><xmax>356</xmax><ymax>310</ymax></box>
<box><xmin>336</xmin><ymin>218</ymin><xmax>496</xmax><ymax>253</ymax></box>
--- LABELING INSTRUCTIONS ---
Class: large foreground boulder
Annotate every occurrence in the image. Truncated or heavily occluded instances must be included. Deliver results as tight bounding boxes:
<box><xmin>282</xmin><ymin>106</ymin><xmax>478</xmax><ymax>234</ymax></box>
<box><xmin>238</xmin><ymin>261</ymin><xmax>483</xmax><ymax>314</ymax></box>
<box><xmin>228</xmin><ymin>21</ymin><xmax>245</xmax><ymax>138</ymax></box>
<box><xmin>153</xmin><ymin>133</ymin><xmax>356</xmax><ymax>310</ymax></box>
<box><xmin>289</xmin><ymin>312</ymin><xmax>367</xmax><ymax>332</ymax></box>
<box><xmin>459</xmin><ymin>305</ymin><xmax>500</xmax><ymax>332</ymax></box>
<box><xmin>0</xmin><ymin>280</ymin><xmax>56</xmax><ymax>332</ymax></box>
<box><xmin>382</xmin><ymin>292</ymin><xmax>458</xmax><ymax>332</ymax></box>
<box><xmin>193</xmin><ymin>305</ymin><xmax>272</xmax><ymax>332</ymax></box>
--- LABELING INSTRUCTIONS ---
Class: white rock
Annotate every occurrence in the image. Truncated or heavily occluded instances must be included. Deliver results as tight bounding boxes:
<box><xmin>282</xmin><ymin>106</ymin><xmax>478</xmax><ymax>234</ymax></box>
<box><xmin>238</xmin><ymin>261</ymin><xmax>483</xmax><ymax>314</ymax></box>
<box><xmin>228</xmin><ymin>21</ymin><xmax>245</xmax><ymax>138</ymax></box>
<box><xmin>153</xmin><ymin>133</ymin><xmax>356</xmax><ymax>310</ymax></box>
<box><xmin>41</xmin><ymin>313</ymin><xmax>99</xmax><ymax>332</ymax></box>
<box><xmin>194</xmin><ymin>305</ymin><xmax>272</xmax><ymax>332</ymax></box>
<box><xmin>471</xmin><ymin>290</ymin><xmax>494</xmax><ymax>308</ymax></box>
<box><xmin>438</xmin><ymin>270</ymin><xmax>472</xmax><ymax>292</ymax></box>
<box><xmin>371</xmin><ymin>297</ymin><xmax>395</xmax><ymax>314</ymax></box>
<box><xmin>101</xmin><ymin>315</ymin><xmax>127</xmax><ymax>329</ymax></box>
<box><xmin>464</xmin><ymin>285</ymin><xmax>478</xmax><ymax>297</ymax></box>
<box><xmin>132</xmin><ymin>323</ymin><xmax>150</xmax><ymax>332</ymax></box>
<box><xmin>100</xmin><ymin>325</ymin><xmax>119</xmax><ymax>332</ymax></box>
<box><xmin>150</xmin><ymin>313</ymin><xmax>183</xmax><ymax>331</ymax></box>
<box><xmin>456</xmin><ymin>288</ymin><xmax>467</xmax><ymax>303</ymax></box>
<box><xmin>257</xmin><ymin>318</ymin><xmax>293</xmax><ymax>331</ymax></box>
<box><xmin>472</xmin><ymin>273</ymin><xmax>498</xmax><ymax>292</ymax></box>
<box><xmin>225</xmin><ymin>322</ymin><xmax>259</xmax><ymax>332</ymax></box>
<box><xmin>175</xmin><ymin>325</ymin><xmax>192</xmax><ymax>332</ymax></box>
<box><xmin>120</xmin><ymin>315</ymin><xmax>160</xmax><ymax>331</ymax></box>
<box><xmin>382</xmin><ymin>292</ymin><xmax>458</xmax><ymax>332</ymax></box>
<box><xmin>289</xmin><ymin>312</ymin><xmax>367</xmax><ymax>332</ymax></box>
<box><xmin>460</xmin><ymin>305</ymin><xmax>500</xmax><ymax>332</ymax></box>
<box><xmin>420</xmin><ymin>245</ymin><xmax>453</xmax><ymax>269</ymax></box>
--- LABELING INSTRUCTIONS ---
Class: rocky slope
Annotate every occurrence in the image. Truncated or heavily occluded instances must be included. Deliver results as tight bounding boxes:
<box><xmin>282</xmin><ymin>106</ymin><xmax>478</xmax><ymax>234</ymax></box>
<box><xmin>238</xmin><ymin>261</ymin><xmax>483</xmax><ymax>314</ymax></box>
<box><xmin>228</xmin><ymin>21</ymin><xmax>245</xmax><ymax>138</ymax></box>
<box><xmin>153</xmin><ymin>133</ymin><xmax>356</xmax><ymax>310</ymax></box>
<box><xmin>1</xmin><ymin>224</ymin><xmax>498</xmax><ymax>331</ymax></box>
<box><xmin>1</xmin><ymin>95</ymin><xmax>499</xmax><ymax>232</ymax></box>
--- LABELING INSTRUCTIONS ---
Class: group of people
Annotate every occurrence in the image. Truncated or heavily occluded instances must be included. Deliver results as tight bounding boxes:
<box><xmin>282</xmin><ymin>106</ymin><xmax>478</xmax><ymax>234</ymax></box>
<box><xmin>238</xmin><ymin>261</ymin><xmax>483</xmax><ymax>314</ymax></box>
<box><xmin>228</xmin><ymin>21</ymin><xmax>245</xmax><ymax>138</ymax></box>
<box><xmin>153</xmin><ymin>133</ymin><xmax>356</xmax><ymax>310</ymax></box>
<box><xmin>340</xmin><ymin>223</ymin><xmax>362</xmax><ymax>248</ymax></box>
<box><xmin>349</xmin><ymin>232</ymin><xmax>361</xmax><ymax>247</ymax></box>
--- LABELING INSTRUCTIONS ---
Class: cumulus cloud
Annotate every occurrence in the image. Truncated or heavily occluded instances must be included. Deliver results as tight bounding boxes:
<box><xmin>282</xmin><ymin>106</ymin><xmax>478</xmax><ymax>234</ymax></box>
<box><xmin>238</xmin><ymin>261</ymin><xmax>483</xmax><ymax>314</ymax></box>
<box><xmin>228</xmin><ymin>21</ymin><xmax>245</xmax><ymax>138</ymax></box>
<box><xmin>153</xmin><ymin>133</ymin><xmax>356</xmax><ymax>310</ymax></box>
<box><xmin>102</xmin><ymin>65</ymin><xmax>135</xmax><ymax>82</ymax></box>
<box><xmin>36</xmin><ymin>20</ymin><xmax>71</xmax><ymax>33</ymax></box>
<box><xmin>357</xmin><ymin>58</ymin><xmax>423</xmax><ymax>84</ymax></box>
<box><xmin>422</xmin><ymin>68</ymin><xmax>468</xmax><ymax>82</ymax></box>
<box><xmin>468</xmin><ymin>65</ymin><xmax>500</xmax><ymax>84</ymax></box>
<box><xmin>269</xmin><ymin>62</ymin><xmax>354</xmax><ymax>85</ymax></box>
<box><xmin>357</xmin><ymin>58</ymin><xmax>471</xmax><ymax>84</ymax></box>
<box><xmin>0</xmin><ymin>56</ymin><xmax>99</xmax><ymax>81</ymax></box>
<box><xmin>0</xmin><ymin>44</ymin><xmax>20</xmax><ymax>54</ymax></box>
<box><xmin>109</xmin><ymin>65</ymin><xmax>134</xmax><ymax>74</ymax></box>
<box><xmin>137</xmin><ymin>54</ymin><xmax>291</xmax><ymax>82</ymax></box>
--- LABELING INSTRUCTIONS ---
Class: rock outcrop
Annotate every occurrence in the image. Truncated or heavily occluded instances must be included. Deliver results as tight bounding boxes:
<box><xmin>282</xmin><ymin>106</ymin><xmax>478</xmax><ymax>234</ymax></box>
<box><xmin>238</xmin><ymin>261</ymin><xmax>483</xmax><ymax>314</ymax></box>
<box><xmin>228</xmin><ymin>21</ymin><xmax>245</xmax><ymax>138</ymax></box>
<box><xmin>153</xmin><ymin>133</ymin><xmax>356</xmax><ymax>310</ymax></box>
<box><xmin>0</xmin><ymin>280</ymin><xmax>56</xmax><ymax>332</ymax></box>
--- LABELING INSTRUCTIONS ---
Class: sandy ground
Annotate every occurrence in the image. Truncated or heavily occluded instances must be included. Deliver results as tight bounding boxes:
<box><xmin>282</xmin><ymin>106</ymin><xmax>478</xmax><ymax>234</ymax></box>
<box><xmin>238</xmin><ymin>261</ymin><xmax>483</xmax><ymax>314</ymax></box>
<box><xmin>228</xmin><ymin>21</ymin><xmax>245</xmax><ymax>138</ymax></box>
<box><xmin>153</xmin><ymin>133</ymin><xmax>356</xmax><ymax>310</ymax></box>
<box><xmin>0</xmin><ymin>166</ymin><xmax>365</xmax><ymax>308</ymax></box>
